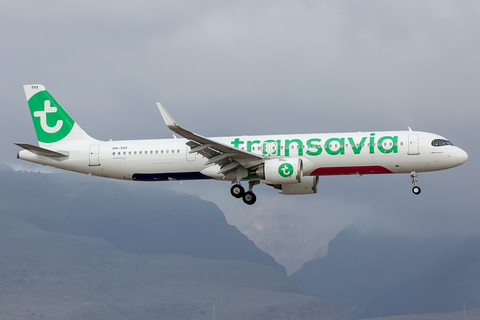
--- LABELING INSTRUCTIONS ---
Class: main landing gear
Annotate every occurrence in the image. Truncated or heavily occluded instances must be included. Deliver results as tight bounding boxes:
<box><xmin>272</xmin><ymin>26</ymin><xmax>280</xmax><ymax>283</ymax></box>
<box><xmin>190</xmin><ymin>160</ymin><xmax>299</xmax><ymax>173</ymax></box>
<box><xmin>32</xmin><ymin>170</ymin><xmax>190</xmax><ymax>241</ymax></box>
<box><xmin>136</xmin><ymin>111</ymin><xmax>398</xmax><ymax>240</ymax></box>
<box><xmin>410</xmin><ymin>172</ymin><xmax>421</xmax><ymax>195</ymax></box>
<box><xmin>230</xmin><ymin>181</ymin><xmax>259</xmax><ymax>205</ymax></box>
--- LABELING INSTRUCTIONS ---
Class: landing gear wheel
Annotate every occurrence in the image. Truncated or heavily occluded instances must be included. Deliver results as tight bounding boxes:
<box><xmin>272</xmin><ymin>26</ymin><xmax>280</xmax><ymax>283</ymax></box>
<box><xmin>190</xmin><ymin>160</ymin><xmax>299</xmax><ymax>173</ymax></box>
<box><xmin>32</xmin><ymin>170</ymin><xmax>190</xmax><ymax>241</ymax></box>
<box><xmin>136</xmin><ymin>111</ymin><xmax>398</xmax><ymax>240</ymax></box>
<box><xmin>410</xmin><ymin>172</ymin><xmax>421</xmax><ymax>196</ymax></box>
<box><xmin>230</xmin><ymin>184</ymin><xmax>245</xmax><ymax>198</ymax></box>
<box><xmin>243</xmin><ymin>191</ymin><xmax>257</xmax><ymax>205</ymax></box>
<box><xmin>412</xmin><ymin>186</ymin><xmax>421</xmax><ymax>195</ymax></box>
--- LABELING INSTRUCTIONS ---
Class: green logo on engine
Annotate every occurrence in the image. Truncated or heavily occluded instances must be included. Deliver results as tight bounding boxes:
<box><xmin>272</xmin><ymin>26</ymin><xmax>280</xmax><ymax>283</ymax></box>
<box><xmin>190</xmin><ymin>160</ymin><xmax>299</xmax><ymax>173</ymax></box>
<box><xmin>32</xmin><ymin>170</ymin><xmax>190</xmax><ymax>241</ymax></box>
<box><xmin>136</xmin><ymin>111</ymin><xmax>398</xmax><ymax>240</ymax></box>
<box><xmin>278</xmin><ymin>163</ymin><xmax>294</xmax><ymax>177</ymax></box>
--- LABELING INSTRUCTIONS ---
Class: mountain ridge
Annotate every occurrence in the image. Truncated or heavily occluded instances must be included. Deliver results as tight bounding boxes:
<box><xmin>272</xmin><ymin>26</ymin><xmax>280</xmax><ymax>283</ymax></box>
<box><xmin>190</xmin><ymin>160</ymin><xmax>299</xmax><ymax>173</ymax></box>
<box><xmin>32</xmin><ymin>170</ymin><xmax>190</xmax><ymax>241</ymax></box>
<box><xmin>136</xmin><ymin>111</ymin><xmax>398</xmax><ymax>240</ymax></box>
<box><xmin>0</xmin><ymin>169</ymin><xmax>351</xmax><ymax>319</ymax></box>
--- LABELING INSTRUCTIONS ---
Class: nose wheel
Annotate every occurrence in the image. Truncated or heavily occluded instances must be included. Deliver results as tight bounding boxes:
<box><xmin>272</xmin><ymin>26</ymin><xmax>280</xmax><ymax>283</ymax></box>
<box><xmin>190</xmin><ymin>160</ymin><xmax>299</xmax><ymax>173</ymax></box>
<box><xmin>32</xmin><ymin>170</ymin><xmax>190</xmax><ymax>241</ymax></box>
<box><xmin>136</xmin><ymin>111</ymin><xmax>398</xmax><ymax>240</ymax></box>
<box><xmin>412</xmin><ymin>186</ymin><xmax>421</xmax><ymax>195</ymax></box>
<box><xmin>410</xmin><ymin>172</ymin><xmax>421</xmax><ymax>195</ymax></box>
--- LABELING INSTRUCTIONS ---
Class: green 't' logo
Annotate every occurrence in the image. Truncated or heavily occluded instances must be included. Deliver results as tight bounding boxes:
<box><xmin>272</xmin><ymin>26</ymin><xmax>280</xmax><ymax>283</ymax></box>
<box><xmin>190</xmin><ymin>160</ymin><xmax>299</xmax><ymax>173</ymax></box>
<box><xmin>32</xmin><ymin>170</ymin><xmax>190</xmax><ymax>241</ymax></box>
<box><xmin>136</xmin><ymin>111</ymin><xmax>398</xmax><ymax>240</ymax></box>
<box><xmin>28</xmin><ymin>90</ymin><xmax>75</xmax><ymax>143</ymax></box>
<box><xmin>278</xmin><ymin>163</ymin><xmax>294</xmax><ymax>178</ymax></box>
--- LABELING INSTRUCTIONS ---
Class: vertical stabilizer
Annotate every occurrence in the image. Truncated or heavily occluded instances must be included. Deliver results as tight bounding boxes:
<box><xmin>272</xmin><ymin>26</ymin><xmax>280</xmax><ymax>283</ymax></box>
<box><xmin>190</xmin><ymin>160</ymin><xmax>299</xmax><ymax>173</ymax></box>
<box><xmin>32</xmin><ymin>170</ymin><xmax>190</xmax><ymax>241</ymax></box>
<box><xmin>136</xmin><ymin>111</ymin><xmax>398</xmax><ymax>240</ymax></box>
<box><xmin>24</xmin><ymin>85</ymin><xmax>97</xmax><ymax>147</ymax></box>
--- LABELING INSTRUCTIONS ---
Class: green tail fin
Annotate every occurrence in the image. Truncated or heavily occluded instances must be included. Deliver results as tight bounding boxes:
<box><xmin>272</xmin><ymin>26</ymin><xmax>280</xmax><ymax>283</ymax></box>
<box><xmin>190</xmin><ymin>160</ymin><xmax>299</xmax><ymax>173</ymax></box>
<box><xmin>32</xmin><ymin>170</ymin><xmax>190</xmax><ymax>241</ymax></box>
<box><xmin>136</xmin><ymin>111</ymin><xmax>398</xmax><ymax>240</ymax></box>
<box><xmin>24</xmin><ymin>85</ymin><xmax>95</xmax><ymax>145</ymax></box>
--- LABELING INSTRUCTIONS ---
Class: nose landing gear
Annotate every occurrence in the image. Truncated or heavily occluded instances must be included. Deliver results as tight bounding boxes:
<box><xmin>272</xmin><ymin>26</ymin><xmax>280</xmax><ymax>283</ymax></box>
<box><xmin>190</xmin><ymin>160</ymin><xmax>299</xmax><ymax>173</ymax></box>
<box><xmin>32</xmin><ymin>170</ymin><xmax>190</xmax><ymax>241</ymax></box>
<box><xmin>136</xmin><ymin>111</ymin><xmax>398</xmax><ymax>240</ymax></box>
<box><xmin>230</xmin><ymin>181</ymin><xmax>259</xmax><ymax>205</ymax></box>
<box><xmin>410</xmin><ymin>172</ymin><xmax>421</xmax><ymax>195</ymax></box>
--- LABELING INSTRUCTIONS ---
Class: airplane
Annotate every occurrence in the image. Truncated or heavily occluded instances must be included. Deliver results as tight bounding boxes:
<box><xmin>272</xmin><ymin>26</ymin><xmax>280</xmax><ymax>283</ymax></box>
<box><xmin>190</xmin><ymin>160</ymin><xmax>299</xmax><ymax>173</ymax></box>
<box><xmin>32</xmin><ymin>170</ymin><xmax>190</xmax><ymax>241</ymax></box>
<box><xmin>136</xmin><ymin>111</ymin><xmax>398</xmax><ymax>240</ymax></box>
<box><xmin>16</xmin><ymin>85</ymin><xmax>468</xmax><ymax>205</ymax></box>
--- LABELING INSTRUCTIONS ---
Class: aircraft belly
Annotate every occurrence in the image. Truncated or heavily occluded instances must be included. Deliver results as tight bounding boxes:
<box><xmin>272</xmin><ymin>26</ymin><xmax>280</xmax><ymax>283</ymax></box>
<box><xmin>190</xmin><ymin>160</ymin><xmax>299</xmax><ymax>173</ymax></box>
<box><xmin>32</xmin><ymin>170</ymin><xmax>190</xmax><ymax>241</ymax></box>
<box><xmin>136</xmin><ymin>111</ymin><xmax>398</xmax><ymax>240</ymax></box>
<box><xmin>132</xmin><ymin>172</ymin><xmax>211</xmax><ymax>181</ymax></box>
<box><xmin>126</xmin><ymin>154</ymin><xmax>208</xmax><ymax>181</ymax></box>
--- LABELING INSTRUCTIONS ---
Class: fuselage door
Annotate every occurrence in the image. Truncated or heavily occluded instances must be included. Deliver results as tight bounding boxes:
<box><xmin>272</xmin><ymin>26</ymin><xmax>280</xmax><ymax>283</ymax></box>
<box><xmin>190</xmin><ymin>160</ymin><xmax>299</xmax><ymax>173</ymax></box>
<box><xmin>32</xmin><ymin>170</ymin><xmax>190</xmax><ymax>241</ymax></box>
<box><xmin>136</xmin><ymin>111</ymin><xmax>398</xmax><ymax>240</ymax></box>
<box><xmin>408</xmin><ymin>134</ymin><xmax>419</xmax><ymax>155</ymax></box>
<box><xmin>89</xmin><ymin>145</ymin><xmax>100</xmax><ymax>166</ymax></box>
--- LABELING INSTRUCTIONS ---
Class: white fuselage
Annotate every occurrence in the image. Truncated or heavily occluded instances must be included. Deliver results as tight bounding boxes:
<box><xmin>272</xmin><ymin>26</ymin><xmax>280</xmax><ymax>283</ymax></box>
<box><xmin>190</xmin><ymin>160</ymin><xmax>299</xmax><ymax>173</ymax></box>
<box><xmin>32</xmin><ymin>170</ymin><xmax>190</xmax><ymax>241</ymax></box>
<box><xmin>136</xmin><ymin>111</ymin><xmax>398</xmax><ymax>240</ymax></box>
<box><xmin>18</xmin><ymin>130</ymin><xmax>468</xmax><ymax>182</ymax></box>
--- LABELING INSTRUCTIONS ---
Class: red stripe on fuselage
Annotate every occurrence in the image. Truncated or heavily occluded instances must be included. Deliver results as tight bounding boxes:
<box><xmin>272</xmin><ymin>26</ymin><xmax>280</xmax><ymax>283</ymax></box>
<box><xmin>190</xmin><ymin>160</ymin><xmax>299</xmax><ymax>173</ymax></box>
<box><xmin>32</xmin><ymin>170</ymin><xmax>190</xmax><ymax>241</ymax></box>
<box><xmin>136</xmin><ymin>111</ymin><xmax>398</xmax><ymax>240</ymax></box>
<box><xmin>310</xmin><ymin>166</ymin><xmax>393</xmax><ymax>176</ymax></box>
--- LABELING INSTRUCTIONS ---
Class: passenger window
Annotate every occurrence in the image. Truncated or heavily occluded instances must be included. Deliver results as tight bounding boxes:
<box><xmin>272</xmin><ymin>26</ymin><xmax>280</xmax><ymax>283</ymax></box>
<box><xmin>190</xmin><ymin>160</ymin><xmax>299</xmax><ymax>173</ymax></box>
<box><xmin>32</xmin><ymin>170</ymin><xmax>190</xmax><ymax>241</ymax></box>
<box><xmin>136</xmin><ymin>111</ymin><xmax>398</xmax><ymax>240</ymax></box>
<box><xmin>139</xmin><ymin>151</ymin><xmax>142</xmax><ymax>155</ymax></box>
<box><xmin>113</xmin><ymin>152</ymin><xmax>115</xmax><ymax>155</ymax></box>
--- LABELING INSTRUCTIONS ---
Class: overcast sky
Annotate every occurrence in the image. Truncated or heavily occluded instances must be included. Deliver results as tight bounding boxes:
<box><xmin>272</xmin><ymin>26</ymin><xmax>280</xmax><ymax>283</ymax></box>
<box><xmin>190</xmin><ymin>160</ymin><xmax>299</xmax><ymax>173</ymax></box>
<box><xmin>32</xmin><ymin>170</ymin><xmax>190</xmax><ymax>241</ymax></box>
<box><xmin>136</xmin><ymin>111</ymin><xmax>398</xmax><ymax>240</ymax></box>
<box><xmin>2</xmin><ymin>1</ymin><xmax>480</xmax><ymax>249</ymax></box>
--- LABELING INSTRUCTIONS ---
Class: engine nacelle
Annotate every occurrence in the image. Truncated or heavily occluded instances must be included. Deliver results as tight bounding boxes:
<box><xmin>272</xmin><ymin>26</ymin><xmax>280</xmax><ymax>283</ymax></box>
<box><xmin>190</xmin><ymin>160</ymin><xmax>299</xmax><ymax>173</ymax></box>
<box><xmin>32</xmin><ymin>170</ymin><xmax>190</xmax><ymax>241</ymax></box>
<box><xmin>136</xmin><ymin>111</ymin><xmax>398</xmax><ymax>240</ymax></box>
<box><xmin>256</xmin><ymin>158</ymin><xmax>303</xmax><ymax>184</ymax></box>
<box><xmin>279</xmin><ymin>176</ymin><xmax>319</xmax><ymax>195</ymax></box>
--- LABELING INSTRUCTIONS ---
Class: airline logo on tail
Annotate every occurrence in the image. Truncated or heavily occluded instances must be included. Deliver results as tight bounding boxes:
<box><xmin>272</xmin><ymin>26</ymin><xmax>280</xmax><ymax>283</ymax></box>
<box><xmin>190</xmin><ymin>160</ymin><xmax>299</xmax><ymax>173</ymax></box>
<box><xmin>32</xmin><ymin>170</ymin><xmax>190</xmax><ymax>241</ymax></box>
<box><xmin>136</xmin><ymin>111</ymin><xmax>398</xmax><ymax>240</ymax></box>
<box><xmin>26</xmin><ymin>86</ymin><xmax>75</xmax><ymax>144</ymax></box>
<box><xmin>34</xmin><ymin>100</ymin><xmax>63</xmax><ymax>133</ymax></box>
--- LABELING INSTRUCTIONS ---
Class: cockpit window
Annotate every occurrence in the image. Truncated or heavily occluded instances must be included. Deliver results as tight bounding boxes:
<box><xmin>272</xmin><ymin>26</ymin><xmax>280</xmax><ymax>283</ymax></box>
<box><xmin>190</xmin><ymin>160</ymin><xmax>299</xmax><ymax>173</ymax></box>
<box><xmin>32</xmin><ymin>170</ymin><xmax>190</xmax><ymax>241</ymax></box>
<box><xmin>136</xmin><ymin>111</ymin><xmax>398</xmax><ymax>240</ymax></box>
<box><xmin>431</xmin><ymin>139</ymin><xmax>453</xmax><ymax>147</ymax></box>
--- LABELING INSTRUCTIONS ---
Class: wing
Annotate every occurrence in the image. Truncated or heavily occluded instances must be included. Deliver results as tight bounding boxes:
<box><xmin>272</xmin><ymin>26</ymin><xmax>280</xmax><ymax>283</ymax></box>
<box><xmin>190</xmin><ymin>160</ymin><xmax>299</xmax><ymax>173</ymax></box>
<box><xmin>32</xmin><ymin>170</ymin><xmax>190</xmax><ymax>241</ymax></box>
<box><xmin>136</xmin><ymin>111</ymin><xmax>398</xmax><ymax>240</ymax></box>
<box><xmin>157</xmin><ymin>103</ymin><xmax>264</xmax><ymax>177</ymax></box>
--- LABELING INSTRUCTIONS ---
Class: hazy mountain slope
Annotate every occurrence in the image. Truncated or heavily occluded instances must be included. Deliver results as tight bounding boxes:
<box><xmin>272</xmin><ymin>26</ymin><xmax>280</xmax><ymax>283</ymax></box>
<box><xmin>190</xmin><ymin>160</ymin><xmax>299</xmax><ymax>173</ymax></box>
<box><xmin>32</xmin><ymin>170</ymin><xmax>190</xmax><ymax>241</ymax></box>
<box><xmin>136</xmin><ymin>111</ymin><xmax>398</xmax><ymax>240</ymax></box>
<box><xmin>0</xmin><ymin>207</ymin><xmax>350</xmax><ymax>319</ymax></box>
<box><xmin>289</xmin><ymin>228</ymin><xmax>461</xmax><ymax>319</ymax></box>
<box><xmin>0</xmin><ymin>168</ymin><xmax>352</xmax><ymax>319</ymax></box>
<box><xmin>0</xmin><ymin>170</ymin><xmax>284</xmax><ymax>273</ymax></box>
<box><xmin>236</xmin><ymin>207</ymin><xmax>340</xmax><ymax>275</ymax></box>
<box><xmin>360</xmin><ymin>308</ymin><xmax>480</xmax><ymax>320</ymax></box>
<box><xmin>364</xmin><ymin>236</ymin><xmax>480</xmax><ymax>318</ymax></box>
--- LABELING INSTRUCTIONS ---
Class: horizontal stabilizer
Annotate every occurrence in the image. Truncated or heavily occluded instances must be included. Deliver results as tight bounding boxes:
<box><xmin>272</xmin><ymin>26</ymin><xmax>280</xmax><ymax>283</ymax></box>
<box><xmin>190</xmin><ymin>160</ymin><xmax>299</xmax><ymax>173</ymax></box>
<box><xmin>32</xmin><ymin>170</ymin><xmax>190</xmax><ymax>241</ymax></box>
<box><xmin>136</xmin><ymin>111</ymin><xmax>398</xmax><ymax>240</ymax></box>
<box><xmin>15</xmin><ymin>143</ymin><xmax>69</xmax><ymax>157</ymax></box>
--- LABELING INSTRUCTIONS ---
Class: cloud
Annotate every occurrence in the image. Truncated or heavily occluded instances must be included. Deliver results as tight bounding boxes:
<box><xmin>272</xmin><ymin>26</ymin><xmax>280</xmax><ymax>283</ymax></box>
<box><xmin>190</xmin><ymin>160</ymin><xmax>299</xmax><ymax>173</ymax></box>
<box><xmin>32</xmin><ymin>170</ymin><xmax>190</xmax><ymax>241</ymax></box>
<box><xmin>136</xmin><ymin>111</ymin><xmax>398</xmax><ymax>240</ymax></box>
<box><xmin>3</xmin><ymin>1</ymin><xmax>478</xmax><ymax>267</ymax></box>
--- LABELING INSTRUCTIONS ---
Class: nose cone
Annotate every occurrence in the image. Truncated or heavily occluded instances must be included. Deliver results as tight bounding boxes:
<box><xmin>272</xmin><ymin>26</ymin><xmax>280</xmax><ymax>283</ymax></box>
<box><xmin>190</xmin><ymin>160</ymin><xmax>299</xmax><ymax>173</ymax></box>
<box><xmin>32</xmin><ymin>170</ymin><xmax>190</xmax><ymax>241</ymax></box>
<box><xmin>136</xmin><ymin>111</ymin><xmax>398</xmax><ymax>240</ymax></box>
<box><xmin>460</xmin><ymin>148</ymin><xmax>468</xmax><ymax>164</ymax></box>
<box><xmin>450</xmin><ymin>147</ymin><xmax>468</xmax><ymax>166</ymax></box>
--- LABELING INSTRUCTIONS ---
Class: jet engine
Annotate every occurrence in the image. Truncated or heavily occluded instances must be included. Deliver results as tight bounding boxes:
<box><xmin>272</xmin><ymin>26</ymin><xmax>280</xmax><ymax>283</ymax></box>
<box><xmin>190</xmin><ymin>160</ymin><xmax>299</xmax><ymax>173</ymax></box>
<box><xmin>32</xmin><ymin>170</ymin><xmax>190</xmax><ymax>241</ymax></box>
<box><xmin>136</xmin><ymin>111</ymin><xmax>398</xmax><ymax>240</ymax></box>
<box><xmin>256</xmin><ymin>158</ymin><xmax>303</xmax><ymax>184</ymax></box>
<box><xmin>279</xmin><ymin>176</ymin><xmax>319</xmax><ymax>195</ymax></box>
